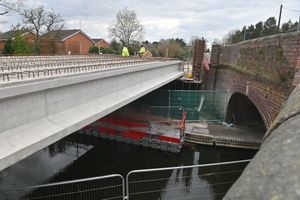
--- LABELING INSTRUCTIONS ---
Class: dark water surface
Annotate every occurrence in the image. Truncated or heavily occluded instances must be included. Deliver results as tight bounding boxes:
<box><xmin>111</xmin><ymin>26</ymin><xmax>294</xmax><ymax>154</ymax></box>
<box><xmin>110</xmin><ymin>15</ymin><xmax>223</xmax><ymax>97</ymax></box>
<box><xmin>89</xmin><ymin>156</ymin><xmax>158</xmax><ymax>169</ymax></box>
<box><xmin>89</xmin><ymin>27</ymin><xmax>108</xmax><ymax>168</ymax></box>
<box><xmin>0</xmin><ymin>133</ymin><xmax>256</xmax><ymax>199</ymax></box>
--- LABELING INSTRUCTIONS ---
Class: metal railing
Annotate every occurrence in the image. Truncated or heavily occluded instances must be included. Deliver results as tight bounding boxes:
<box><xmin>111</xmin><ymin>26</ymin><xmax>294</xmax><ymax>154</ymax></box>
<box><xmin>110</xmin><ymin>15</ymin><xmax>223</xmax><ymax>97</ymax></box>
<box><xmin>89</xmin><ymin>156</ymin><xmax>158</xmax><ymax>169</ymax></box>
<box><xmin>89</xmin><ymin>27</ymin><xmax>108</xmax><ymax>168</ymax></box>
<box><xmin>0</xmin><ymin>160</ymin><xmax>250</xmax><ymax>200</ymax></box>
<box><xmin>125</xmin><ymin>159</ymin><xmax>250</xmax><ymax>200</ymax></box>
<box><xmin>0</xmin><ymin>174</ymin><xmax>125</xmax><ymax>200</ymax></box>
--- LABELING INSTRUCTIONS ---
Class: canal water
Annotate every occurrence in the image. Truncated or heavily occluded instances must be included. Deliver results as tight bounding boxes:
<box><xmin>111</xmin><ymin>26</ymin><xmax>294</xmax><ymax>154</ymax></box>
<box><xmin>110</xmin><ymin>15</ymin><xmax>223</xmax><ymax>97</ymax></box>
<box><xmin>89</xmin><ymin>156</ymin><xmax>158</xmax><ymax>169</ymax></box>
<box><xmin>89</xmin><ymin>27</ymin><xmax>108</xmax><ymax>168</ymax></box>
<box><xmin>0</xmin><ymin>132</ymin><xmax>256</xmax><ymax>199</ymax></box>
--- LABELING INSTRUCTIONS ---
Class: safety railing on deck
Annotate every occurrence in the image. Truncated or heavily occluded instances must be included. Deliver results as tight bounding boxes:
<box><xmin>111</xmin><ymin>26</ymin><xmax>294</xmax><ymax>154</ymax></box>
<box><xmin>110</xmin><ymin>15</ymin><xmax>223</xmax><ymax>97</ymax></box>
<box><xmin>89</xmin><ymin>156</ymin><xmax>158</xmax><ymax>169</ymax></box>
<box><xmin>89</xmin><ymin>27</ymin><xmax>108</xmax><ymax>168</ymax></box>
<box><xmin>0</xmin><ymin>160</ymin><xmax>250</xmax><ymax>200</ymax></box>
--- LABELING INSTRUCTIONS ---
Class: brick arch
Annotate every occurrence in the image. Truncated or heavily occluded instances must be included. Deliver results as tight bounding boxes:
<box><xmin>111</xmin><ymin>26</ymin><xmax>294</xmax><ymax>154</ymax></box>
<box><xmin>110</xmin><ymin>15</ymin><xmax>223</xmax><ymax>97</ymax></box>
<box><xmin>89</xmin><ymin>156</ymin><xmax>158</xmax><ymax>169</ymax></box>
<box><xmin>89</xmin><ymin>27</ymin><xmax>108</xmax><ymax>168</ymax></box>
<box><xmin>228</xmin><ymin>84</ymin><xmax>271</xmax><ymax>130</ymax></box>
<box><xmin>206</xmin><ymin>66</ymin><xmax>288</xmax><ymax>130</ymax></box>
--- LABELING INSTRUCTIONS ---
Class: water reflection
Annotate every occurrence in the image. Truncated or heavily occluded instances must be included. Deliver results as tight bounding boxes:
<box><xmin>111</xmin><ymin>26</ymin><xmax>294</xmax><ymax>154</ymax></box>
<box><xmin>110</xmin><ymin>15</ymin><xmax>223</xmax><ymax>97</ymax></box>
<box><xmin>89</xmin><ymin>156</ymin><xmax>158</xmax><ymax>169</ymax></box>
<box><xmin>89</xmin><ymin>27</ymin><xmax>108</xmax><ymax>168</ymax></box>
<box><xmin>0</xmin><ymin>133</ymin><xmax>256</xmax><ymax>199</ymax></box>
<box><xmin>0</xmin><ymin>138</ymin><xmax>92</xmax><ymax>199</ymax></box>
<box><xmin>161</xmin><ymin>168</ymin><xmax>212</xmax><ymax>200</ymax></box>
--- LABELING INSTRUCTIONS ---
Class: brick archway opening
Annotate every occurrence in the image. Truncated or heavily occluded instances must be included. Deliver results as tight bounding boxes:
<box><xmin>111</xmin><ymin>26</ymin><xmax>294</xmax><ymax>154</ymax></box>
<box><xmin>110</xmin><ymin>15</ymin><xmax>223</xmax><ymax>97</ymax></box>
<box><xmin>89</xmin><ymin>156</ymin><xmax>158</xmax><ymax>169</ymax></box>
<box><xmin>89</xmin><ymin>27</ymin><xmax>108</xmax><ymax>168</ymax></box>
<box><xmin>226</xmin><ymin>93</ymin><xmax>267</xmax><ymax>134</ymax></box>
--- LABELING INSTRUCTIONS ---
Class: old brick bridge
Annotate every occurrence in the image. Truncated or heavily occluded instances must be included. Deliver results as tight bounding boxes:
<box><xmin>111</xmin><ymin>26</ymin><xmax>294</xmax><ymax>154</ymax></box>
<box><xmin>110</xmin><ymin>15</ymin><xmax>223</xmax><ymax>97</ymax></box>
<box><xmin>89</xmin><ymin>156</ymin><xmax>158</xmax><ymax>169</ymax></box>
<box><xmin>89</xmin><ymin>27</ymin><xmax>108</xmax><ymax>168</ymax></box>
<box><xmin>205</xmin><ymin>32</ymin><xmax>300</xmax><ymax>134</ymax></box>
<box><xmin>202</xmin><ymin>32</ymin><xmax>300</xmax><ymax>199</ymax></box>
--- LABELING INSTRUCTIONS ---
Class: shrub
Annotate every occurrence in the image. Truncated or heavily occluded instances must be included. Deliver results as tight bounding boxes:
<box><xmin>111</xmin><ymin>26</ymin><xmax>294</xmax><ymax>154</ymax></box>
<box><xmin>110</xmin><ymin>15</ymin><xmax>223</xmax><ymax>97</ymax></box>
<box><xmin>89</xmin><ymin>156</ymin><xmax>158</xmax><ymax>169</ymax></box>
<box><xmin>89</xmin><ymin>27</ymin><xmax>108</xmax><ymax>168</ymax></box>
<box><xmin>3</xmin><ymin>39</ymin><xmax>14</xmax><ymax>54</ymax></box>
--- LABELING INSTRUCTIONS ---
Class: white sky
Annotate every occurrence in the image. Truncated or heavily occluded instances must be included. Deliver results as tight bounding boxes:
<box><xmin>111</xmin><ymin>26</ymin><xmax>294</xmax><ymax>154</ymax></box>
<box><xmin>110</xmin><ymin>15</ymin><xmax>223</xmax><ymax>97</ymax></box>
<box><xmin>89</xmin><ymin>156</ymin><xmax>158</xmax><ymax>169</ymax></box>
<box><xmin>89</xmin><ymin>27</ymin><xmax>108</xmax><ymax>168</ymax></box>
<box><xmin>1</xmin><ymin>0</ymin><xmax>299</xmax><ymax>44</ymax></box>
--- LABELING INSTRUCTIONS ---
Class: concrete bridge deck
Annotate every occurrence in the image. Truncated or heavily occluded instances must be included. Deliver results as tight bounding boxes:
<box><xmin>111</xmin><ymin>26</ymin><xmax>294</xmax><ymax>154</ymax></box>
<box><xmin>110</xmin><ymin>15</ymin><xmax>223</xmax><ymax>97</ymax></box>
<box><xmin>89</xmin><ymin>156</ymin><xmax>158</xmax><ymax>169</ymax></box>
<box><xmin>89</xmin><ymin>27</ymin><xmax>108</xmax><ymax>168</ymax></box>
<box><xmin>0</xmin><ymin>55</ymin><xmax>183</xmax><ymax>171</ymax></box>
<box><xmin>0</xmin><ymin>55</ymin><xmax>166</xmax><ymax>83</ymax></box>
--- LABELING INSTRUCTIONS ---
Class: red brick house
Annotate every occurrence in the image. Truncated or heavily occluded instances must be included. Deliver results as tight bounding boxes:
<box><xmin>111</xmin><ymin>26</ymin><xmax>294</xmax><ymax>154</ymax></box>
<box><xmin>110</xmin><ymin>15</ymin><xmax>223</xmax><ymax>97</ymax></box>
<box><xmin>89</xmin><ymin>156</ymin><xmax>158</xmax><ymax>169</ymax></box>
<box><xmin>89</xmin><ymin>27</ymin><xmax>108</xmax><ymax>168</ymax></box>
<box><xmin>0</xmin><ymin>30</ymin><xmax>36</xmax><ymax>52</ymax></box>
<box><xmin>92</xmin><ymin>38</ymin><xmax>109</xmax><ymax>48</ymax></box>
<box><xmin>41</xmin><ymin>29</ymin><xmax>94</xmax><ymax>55</ymax></box>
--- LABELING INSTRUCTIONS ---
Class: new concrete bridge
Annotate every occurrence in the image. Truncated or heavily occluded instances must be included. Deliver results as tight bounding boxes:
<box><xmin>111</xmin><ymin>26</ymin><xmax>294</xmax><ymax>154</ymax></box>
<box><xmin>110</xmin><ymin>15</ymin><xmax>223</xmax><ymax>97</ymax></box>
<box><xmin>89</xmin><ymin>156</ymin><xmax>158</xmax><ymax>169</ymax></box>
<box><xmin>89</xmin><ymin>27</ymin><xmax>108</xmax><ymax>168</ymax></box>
<box><xmin>0</xmin><ymin>55</ymin><xmax>183</xmax><ymax>171</ymax></box>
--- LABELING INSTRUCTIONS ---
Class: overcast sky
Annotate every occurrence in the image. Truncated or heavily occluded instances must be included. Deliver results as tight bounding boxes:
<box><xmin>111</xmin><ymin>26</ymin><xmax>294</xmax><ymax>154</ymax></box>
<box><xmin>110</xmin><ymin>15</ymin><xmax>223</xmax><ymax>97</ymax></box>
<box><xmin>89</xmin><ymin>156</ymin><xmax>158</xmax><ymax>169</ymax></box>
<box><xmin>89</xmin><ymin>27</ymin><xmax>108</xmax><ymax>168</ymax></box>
<box><xmin>1</xmin><ymin>0</ymin><xmax>300</xmax><ymax>44</ymax></box>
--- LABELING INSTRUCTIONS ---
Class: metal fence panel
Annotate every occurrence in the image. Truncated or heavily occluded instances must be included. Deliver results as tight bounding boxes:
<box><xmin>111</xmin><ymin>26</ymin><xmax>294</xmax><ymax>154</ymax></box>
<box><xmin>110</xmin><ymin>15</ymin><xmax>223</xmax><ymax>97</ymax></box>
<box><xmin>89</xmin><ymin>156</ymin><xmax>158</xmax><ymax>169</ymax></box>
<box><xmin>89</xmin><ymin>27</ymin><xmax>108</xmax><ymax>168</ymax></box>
<box><xmin>135</xmin><ymin>90</ymin><xmax>228</xmax><ymax>121</ymax></box>
<box><xmin>1</xmin><ymin>160</ymin><xmax>250</xmax><ymax>200</ymax></box>
<box><xmin>126</xmin><ymin>160</ymin><xmax>250</xmax><ymax>200</ymax></box>
<box><xmin>0</xmin><ymin>174</ymin><xmax>124</xmax><ymax>200</ymax></box>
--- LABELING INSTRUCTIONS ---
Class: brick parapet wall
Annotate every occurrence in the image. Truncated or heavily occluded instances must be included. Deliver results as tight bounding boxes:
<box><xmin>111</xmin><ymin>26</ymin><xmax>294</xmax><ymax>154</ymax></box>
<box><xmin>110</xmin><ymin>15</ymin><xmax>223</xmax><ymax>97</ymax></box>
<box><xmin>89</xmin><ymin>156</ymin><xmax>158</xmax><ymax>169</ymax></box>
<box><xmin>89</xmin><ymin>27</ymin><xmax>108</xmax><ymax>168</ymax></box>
<box><xmin>212</xmin><ymin>32</ymin><xmax>300</xmax><ymax>95</ymax></box>
<box><xmin>293</xmin><ymin>57</ymin><xmax>300</xmax><ymax>86</ymax></box>
<box><xmin>207</xmin><ymin>65</ymin><xmax>287</xmax><ymax>128</ymax></box>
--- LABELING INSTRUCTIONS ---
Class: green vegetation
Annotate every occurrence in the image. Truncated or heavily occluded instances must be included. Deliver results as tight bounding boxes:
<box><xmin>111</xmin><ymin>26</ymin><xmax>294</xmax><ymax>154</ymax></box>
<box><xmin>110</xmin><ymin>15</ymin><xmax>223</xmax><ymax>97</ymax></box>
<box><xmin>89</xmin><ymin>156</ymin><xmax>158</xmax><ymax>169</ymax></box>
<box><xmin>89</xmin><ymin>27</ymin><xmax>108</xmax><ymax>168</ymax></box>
<box><xmin>3</xmin><ymin>36</ymin><xmax>32</xmax><ymax>55</ymax></box>
<box><xmin>225</xmin><ymin>17</ymin><xmax>299</xmax><ymax>44</ymax></box>
<box><xmin>108</xmin><ymin>37</ymin><xmax>197</xmax><ymax>60</ymax></box>
<box><xmin>3</xmin><ymin>39</ymin><xmax>13</xmax><ymax>54</ymax></box>
<box><xmin>12</xmin><ymin>35</ymin><xmax>31</xmax><ymax>55</ymax></box>
<box><xmin>89</xmin><ymin>46</ymin><xmax>118</xmax><ymax>54</ymax></box>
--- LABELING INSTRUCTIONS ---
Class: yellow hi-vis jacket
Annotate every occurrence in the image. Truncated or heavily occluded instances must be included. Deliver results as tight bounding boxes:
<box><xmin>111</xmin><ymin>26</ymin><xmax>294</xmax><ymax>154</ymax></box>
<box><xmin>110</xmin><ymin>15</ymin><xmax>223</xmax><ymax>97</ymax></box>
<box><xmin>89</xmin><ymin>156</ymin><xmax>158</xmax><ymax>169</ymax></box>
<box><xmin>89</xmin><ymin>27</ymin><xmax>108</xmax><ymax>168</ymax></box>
<box><xmin>138</xmin><ymin>47</ymin><xmax>146</xmax><ymax>55</ymax></box>
<box><xmin>122</xmin><ymin>47</ymin><xmax>129</xmax><ymax>56</ymax></box>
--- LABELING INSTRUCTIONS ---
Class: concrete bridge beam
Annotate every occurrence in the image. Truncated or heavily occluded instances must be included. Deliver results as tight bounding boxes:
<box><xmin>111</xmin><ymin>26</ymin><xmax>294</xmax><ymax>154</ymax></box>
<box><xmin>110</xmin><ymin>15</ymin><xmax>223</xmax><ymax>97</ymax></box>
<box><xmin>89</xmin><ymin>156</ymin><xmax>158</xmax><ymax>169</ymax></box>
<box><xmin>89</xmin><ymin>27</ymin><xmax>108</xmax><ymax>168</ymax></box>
<box><xmin>0</xmin><ymin>61</ymin><xmax>183</xmax><ymax>171</ymax></box>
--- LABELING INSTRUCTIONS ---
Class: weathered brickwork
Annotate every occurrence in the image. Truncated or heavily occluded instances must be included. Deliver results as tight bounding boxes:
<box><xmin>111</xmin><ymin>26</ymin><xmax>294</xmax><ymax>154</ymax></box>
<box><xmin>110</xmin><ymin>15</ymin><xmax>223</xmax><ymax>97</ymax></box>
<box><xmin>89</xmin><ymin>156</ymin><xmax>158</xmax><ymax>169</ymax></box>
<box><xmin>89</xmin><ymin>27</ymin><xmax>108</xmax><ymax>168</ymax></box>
<box><xmin>210</xmin><ymin>44</ymin><xmax>220</xmax><ymax>65</ymax></box>
<box><xmin>208</xmin><ymin>32</ymin><xmax>300</xmax><ymax>128</ymax></box>
<box><xmin>192</xmin><ymin>40</ymin><xmax>205</xmax><ymax>82</ymax></box>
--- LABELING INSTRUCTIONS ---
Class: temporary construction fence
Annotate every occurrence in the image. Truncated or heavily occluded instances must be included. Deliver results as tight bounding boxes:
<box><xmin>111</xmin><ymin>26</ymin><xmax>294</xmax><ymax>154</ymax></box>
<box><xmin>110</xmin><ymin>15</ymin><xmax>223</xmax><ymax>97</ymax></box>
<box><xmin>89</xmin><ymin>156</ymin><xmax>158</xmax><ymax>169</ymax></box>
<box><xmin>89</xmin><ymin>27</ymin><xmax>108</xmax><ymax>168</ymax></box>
<box><xmin>0</xmin><ymin>160</ymin><xmax>250</xmax><ymax>200</ymax></box>
<box><xmin>111</xmin><ymin>106</ymin><xmax>185</xmax><ymax>122</ymax></box>
<box><xmin>135</xmin><ymin>90</ymin><xmax>228</xmax><ymax>121</ymax></box>
<box><xmin>0</xmin><ymin>174</ymin><xmax>124</xmax><ymax>200</ymax></box>
<box><xmin>125</xmin><ymin>159</ymin><xmax>249</xmax><ymax>200</ymax></box>
<box><xmin>77</xmin><ymin>90</ymin><xmax>227</xmax><ymax>153</ymax></box>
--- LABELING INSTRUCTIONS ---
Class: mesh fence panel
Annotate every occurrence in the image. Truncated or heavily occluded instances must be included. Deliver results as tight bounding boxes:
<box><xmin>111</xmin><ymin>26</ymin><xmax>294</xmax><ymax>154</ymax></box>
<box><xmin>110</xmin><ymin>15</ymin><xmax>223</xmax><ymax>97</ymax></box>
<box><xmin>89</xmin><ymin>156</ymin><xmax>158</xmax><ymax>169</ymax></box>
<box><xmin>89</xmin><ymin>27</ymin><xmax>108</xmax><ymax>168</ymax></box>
<box><xmin>0</xmin><ymin>174</ymin><xmax>124</xmax><ymax>200</ymax></box>
<box><xmin>138</xmin><ymin>90</ymin><xmax>227</xmax><ymax>121</ymax></box>
<box><xmin>147</xmin><ymin>106</ymin><xmax>184</xmax><ymax>121</ymax></box>
<box><xmin>126</xmin><ymin>160</ymin><xmax>249</xmax><ymax>200</ymax></box>
<box><xmin>0</xmin><ymin>160</ymin><xmax>249</xmax><ymax>200</ymax></box>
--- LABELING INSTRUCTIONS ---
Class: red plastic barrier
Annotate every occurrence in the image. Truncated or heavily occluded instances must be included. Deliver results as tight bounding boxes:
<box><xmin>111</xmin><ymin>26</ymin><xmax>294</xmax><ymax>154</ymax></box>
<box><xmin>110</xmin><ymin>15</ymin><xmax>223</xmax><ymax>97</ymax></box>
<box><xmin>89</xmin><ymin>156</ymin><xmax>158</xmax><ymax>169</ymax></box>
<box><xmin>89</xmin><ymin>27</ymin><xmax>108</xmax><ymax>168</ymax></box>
<box><xmin>123</xmin><ymin>130</ymin><xmax>147</xmax><ymax>141</ymax></box>
<box><xmin>99</xmin><ymin>118</ymin><xmax>149</xmax><ymax>128</ymax></box>
<box><xmin>107</xmin><ymin>128</ymin><xmax>116</xmax><ymax>135</ymax></box>
<box><xmin>159</xmin><ymin>135</ymin><xmax>180</xmax><ymax>144</ymax></box>
<box><xmin>99</xmin><ymin>127</ymin><xmax>107</xmax><ymax>133</ymax></box>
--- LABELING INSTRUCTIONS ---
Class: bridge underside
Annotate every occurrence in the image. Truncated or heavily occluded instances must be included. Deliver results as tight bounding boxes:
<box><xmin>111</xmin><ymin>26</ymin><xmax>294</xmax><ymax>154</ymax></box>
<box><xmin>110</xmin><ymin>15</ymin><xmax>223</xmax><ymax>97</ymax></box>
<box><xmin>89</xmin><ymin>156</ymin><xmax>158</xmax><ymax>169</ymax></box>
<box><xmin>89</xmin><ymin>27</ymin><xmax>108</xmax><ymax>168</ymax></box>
<box><xmin>0</xmin><ymin>61</ymin><xmax>183</xmax><ymax>171</ymax></box>
<box><xmin>226</xmin><ymin>93</ymin><xmax>266</xmax><ymax>133</ymax></box>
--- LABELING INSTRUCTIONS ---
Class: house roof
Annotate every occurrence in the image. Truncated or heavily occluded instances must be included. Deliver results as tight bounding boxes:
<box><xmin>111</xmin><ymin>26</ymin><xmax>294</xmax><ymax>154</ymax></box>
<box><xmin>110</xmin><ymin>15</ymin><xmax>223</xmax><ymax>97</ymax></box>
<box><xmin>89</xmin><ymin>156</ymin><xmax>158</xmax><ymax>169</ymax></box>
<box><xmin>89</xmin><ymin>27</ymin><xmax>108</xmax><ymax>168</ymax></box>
<box><xmin>0</xmin><ymin>30</ymin><xmax>34</xmax><ymax>40</ymax></box>
<box><xmin>42</xmin><ymin>29</ymin><xmax>94</xmax><ymax>43</ymax></box>
<box><xmin>92</xmin><ymin>38</ymin><xmax>107</xmax><ymax>44</ymax></box>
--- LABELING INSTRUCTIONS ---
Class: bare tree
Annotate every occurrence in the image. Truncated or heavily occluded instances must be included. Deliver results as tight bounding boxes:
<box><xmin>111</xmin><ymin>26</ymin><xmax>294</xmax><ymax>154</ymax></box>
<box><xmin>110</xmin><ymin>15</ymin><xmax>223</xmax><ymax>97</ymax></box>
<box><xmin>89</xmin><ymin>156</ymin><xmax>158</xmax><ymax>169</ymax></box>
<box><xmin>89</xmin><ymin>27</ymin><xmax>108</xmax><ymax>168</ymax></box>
<box><xmin>0</xmin><ymin>0</ymin><xmax>22</xmax><ymax>15</ymax></box>
<box><xmin>23</xmin><ymin>6</ymin><xmax>46</xmax><ymax>37</ymax></box>
<box><xmin>1</xmin><ymin>2</ymin><xmax>64</xmax><ymax>36</ymax></box>
<box><xmin>45</xmin><ymin>10</ymin><xmax>64</xmax><ymax>32</ymax></box>
<box><xmin>22</xmin><ymin>6</ymin><xmax>64</xmax><ymax>36</ymax></box>
<box><xmin>20</xmin><ymin>6</ymin><xmax>64</xmax><ymax>54</ymax></box>
<box><xmin>108</xmin><ymin>7</ymin><xmax>144</xmax><ymax>47</ymax></box>
<box><xmin>189</xmin><ymin>36</ymin><xmax>200</xmax><ymax>49</ymax></box>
